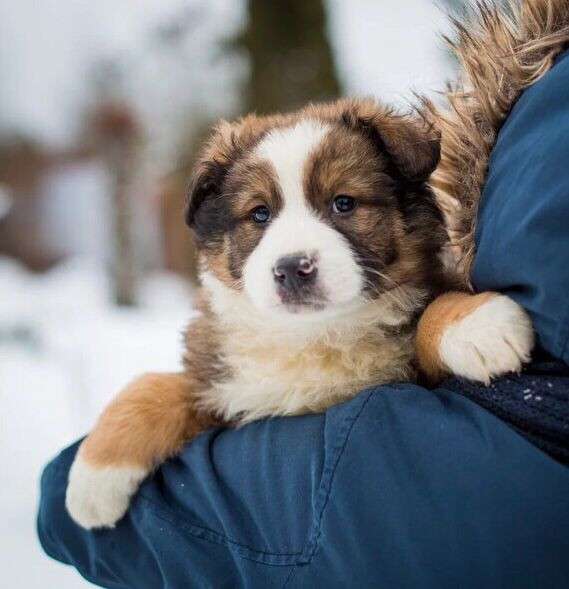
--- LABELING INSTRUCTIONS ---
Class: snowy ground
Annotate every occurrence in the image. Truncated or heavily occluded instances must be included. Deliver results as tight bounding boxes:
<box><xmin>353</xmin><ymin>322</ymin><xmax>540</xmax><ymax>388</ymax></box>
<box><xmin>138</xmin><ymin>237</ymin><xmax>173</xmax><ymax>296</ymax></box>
<box><xmin>0</xmin><ymin>257</ymin><xmax>196</xmax><ymax>587</ymax></box>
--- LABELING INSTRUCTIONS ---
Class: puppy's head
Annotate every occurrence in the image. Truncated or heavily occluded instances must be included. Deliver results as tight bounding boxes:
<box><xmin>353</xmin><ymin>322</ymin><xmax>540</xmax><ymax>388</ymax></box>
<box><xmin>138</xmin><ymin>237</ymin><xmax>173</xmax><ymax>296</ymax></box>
<box><xmin>187</xmin><ymin>98</ymin><xmax>445</xmax><ymax>321</ymax></box>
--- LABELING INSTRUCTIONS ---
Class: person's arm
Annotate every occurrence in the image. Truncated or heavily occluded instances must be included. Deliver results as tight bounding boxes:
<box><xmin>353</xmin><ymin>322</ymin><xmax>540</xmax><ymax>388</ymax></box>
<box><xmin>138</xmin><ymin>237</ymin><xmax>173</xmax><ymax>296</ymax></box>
<box><xmin>38</xmin><ymin>407</ymin><xmax>326</xmax><ymax>589</ymax></box>
<box><xmin>63</xmin><ymin>288</ymin><xmax>534</xmax><ymax>533</ymax></box>
<box><xmin>38</xmin><ymin>383</ymin><xmax>569</xmax><ymax>589</ymax></box>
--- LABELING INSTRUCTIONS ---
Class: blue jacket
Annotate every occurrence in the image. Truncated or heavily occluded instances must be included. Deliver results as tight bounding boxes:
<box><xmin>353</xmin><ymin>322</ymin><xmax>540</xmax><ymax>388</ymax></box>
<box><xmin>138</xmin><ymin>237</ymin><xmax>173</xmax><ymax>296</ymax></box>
<box><xmin>37</xmin><ymin>52</ymin><xmax>569</xmax><ymax>588</ymax></box>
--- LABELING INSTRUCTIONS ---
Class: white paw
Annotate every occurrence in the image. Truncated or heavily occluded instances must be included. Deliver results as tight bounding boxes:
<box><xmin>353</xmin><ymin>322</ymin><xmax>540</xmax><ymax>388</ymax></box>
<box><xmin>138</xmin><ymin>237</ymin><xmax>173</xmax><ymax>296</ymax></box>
<box><xmin>440</xmin><ymin>294</ymin><xmax>534</xmax><ymax>384</ymax></box>
<box><xmin>65</xmin><ymin>455</ymin><xmax>148</xmax><ymax>529</ymax></box>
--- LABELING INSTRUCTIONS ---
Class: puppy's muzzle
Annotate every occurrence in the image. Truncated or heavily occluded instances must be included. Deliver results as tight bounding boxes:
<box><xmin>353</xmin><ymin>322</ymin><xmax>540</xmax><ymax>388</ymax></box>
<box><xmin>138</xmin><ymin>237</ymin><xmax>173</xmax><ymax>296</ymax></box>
<box><xmin>273</xmin><ymin>254</ymin><xmax>317</xmax><ymax>296</ymax></box>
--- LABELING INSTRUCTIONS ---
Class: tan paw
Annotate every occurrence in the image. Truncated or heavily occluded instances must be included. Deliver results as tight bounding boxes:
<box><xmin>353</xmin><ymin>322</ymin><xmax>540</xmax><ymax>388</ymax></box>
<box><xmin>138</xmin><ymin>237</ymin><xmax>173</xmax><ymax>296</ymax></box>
<box><xmin>65</xmin><ymin>454</ymin><xmax>147</xmax><ymax>529</ymax></box>
<box><xmin>440</xmin><ymin>294</ymin><xmax>534</xmax><ymax>384</ymax></box>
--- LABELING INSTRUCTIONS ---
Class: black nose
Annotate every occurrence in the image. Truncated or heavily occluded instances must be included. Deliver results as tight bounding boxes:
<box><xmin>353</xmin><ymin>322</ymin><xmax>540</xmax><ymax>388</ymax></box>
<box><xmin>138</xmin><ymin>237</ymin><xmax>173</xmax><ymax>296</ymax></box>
<box><xmin>273</xmin><ymin>255</ymin><xmax>317</xmax><ymax>290</ymax></box>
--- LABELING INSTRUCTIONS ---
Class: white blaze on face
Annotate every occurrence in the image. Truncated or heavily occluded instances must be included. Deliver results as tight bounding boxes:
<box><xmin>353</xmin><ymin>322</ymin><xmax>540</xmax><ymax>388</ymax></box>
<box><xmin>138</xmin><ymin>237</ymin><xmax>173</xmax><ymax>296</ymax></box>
<box><xmin>242</xmin><ymin>120</ymin><xmax>363</xmax><ymax>315</ymax></box>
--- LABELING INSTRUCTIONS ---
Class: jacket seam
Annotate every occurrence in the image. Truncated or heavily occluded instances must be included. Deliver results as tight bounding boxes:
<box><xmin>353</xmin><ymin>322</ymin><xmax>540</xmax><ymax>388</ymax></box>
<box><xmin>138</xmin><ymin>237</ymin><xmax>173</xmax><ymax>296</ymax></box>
<box><xmin>299</xmin><ymin>388</ymin><xmax>376</xmax><ymax>564</ymax></box>
<box><xmin>136</xmin><ymin>494</ymin><xmax>303</xmax><ymax>566</ymax></box>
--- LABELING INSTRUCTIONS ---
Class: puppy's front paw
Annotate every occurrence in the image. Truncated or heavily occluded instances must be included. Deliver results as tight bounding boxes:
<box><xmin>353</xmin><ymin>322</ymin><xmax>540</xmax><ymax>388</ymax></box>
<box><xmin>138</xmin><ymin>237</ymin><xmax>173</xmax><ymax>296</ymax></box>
<box><xmin>65</xmin><ymin>454</ymin><xmax>148</xmax><ymax>529</ymax></box>
<box><xmin>440</xmin><ymin>294</ymin><xmax>534</xmax><ymax>384</ymax></box>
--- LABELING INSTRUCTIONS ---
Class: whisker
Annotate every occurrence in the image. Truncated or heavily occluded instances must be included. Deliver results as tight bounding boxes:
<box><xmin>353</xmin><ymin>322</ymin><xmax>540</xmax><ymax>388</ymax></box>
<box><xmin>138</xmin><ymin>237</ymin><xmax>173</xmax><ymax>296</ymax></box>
<box><xmin>358</xmin><ymin>265</ymin><xmax>399</xmax><ymax>289</ymax></box>
<box><xmin>360</xmin><ymin>273</ymin><xmax>416</xmax><ymax>311</ymax></box>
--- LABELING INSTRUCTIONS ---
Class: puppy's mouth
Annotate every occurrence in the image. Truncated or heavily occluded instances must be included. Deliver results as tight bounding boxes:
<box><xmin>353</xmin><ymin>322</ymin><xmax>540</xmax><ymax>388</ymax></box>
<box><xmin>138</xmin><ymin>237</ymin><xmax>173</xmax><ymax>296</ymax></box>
<box><xmin>283</xmin><ymin>300</ymin><xmax>327</xmax><ymax>314</ymax></box>
<box><xmin>277</xmin><ymin>287</ymin><xmax>328</xmax><ymax>313</ymax></box>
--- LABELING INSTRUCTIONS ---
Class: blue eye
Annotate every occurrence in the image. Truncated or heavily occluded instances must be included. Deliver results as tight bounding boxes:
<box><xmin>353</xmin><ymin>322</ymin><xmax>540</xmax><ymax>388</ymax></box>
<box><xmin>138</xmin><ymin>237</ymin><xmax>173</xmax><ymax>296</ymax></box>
<box><xmin>251</xmin><ymin>205</ymin><xmax>271</xmax><ymax>224</ymax></box>
<box><xmin>332</xmin><ymin>195</ymin><xmax>357</xmax><ymax>214</ymax></box>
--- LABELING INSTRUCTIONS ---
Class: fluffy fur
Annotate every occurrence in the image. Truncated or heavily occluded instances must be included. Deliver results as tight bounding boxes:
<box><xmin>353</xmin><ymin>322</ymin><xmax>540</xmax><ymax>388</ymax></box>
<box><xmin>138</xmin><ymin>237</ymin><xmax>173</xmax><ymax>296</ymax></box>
<box><xmin>430</xmin><ymin>0</ymin><xmax>569</xmax><ymax>282</ymax></box>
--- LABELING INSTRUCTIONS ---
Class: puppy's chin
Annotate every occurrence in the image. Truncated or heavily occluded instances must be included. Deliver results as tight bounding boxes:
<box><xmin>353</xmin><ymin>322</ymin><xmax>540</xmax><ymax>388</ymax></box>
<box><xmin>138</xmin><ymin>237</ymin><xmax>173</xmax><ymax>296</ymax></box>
<box><xmin>282</xmin><ymin>302</ymin><xmax>326</xmax><ymax>315</ymax></box>
<box><xmin>273</xmin><ymin>287</ymin><xmax>328</xmax><ymax>315</ymax></box>
<box><xmin>270</xmin><ymin>299</ymin><xmax>328</xmax><ymax>319</ymax></box>
<box><xmin>253</xmin><ymin>292</ymin><xmax>368</xmax><ymax>327</ymax></box>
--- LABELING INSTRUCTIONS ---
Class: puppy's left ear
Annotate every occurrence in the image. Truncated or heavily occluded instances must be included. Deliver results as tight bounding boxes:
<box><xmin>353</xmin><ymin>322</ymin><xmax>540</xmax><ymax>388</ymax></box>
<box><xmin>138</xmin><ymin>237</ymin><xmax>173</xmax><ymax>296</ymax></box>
<box><xmin>341</xmin><ymin>99</ymin><xmax>440</xmax><ymax>183</ymax></box>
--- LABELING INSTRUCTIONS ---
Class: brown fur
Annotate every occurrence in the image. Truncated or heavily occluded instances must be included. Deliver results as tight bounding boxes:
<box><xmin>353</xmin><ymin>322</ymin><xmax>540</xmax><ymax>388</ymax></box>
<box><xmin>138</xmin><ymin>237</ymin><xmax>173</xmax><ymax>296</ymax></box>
<box><xmin>80</xmin><ymin>373</ymin><xmax>220</xmax><ymax>469</ymax></box>
<box><xmin>183</xmin><ymin>293</ymin><xmax>228</xmax><ymax>391</ymax></box>
<box><xmin>303</xmin><ymin>123</ymin><xmax>411</xmax><ymax>293</ymax></box>
<box><xmin>301</xmin><ymin>98</ymin><xmax>441</xmax><ymax>182</ymax></box>
<box><xmin>429</xmin><ymin>0</ymin><xmax>569</xmax><ymax>283</ymax></box>
<box><xmin>307</xmin><ymin>99</ymin><xmax>447</xmax><ymax>296</ymax></box>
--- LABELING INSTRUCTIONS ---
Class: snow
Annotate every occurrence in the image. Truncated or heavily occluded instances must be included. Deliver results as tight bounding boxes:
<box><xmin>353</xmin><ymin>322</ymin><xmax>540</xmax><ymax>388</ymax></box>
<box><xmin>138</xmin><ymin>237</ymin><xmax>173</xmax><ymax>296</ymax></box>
<box><xmin>0</xmin><ymin>256</ymin><xmax>196</xmax><ymax>587</ymax></box>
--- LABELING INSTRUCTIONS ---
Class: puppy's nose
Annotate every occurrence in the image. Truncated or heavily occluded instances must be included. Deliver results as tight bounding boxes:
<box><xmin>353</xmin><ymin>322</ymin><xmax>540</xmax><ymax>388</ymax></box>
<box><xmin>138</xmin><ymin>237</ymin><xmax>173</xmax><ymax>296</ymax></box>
<box><xmin>273</xmin><ymin>255</ymin><xmax>317</xmax><ymax>289</ymax></box>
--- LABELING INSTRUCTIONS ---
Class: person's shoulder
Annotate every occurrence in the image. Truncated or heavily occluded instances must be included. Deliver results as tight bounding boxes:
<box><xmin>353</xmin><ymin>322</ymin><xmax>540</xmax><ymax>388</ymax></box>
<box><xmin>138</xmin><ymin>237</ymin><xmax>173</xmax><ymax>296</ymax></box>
<box><xmin>473</xmin><ymin>49</ymin><xmax>569</xmax><ymax>365</ymax></box>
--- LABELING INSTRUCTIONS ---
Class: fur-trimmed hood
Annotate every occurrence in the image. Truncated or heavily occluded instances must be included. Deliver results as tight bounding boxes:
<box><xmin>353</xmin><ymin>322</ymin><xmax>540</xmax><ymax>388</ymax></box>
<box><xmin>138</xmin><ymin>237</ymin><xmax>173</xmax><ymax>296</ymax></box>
<box><xmin>430</xmin><ymin>0</ymin><xmax>569</xmax><ymax>284</ymax></box>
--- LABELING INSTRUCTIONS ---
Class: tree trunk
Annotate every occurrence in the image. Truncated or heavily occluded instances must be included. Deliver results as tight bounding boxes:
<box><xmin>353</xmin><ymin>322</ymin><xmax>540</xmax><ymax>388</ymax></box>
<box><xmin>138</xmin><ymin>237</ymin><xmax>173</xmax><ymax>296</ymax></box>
<box><xmin>94</xmin><ymin>103</ymin><xmax>140</xmax><ymax>307</ymax></box>
<box><xmin>238</xmin><ymin>0</ymin><xmax>341</xmax><ymax>114</ymax></box>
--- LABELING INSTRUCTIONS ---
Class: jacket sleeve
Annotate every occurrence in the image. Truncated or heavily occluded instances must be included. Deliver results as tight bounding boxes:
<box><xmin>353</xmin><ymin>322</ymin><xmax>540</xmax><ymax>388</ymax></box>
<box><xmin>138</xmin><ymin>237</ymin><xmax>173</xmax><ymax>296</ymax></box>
<box><xmin>37</xmin><ymin>407</ymin><xmax>327</xmax><ymax>589</ymax></box>
<box><xmin>38</xmin><ymin>384</ymin><xmax>569</xmax><ymax>589</ymax></box>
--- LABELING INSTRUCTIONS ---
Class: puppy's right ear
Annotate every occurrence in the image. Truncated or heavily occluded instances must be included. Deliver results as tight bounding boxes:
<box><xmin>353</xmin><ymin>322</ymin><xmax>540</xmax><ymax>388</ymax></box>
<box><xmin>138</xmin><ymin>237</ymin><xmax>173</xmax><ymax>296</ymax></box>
<box><xmin>185</xmin><ymin>115</ymin><xmax>274</xmax><ymax>232</ymax></box>
<box><xmin>185</xmin><ymin>159</ymin><xmax>225</xmax><ymax>229</ymax></box>
<box><xmin>185</xmin><ymin>121</ymin><xmax>236</xmax><ymax>229</ymax></box>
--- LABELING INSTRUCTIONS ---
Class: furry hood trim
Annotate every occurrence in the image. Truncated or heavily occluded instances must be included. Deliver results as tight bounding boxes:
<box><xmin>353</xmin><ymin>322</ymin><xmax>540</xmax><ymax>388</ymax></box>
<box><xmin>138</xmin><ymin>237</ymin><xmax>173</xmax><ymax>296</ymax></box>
<box><xmin>430</xmin><ymin>0</ymin><xmax>569</xmax><ymax>284</ymax></box>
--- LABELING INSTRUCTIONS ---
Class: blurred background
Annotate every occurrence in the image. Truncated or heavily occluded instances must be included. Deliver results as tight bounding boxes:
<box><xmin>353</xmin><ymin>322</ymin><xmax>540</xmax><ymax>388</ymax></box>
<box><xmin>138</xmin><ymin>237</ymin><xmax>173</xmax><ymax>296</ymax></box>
<box><xmin>0</xmin><ymin>0</ymin><xmax>464</xmax><ymax>586</ymax></box>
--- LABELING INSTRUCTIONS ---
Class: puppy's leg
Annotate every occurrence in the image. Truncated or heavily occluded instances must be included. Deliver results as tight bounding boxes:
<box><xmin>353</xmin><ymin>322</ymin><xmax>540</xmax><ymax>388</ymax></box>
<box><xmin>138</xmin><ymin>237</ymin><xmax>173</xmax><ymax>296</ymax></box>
<box><xmin>66</xmin><ymin>373</ymin><xmax>216</xmax><ymax>529</ymax></box>
<box><xmin>416</xmin><ymin>292</ymin><xmax>534</xmax><ymax>384</ymax></box>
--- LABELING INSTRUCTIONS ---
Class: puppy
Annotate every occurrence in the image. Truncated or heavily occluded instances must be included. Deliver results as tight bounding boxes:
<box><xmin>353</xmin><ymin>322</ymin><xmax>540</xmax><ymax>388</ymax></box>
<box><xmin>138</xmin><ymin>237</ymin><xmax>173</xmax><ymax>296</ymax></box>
<box><xmin>66</xmin><ymin>98</ymin><xmax>533</xmax><ymax>529</ymax></box>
